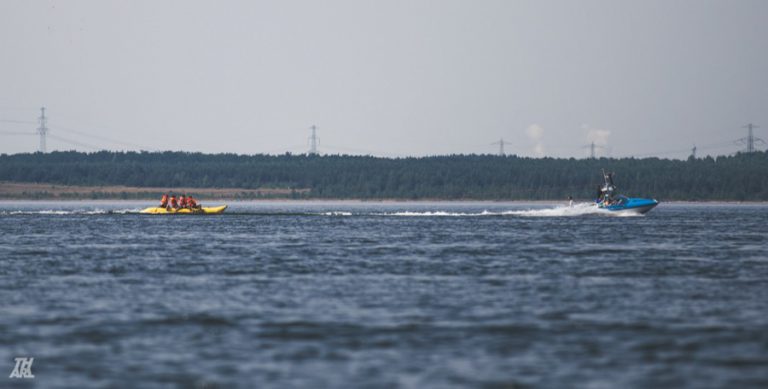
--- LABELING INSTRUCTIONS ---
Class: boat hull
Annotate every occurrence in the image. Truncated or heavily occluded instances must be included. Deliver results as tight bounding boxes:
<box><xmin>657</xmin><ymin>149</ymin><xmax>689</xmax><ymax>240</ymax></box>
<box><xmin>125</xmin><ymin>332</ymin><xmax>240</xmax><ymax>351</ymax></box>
<box><xmin>140</xmin><ymin>205</ymin><xmax>228</xmax><ymax>214</ymax></box>
<box><xmin>600</xmin><ymin>198</ymin><xmax>658</xmax><ymax>214</ymax></box>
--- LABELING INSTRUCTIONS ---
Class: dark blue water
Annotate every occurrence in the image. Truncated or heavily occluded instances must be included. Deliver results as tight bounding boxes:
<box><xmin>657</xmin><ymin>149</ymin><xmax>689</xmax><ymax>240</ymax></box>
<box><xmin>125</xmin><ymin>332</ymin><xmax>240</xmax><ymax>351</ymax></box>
<box><xmin>1</xmin><ymin>201</ymin><xmax>767</xmax><ymax>388</ymax></box>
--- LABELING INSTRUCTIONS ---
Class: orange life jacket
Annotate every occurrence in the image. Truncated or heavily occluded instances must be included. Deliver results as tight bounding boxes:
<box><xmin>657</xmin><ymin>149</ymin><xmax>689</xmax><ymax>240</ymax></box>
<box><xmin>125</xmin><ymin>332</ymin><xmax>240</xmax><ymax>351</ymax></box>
<box><xmin>170</xmin><ymin>196</ymin><xmax>178</xmax><ymax>207</ymax></box>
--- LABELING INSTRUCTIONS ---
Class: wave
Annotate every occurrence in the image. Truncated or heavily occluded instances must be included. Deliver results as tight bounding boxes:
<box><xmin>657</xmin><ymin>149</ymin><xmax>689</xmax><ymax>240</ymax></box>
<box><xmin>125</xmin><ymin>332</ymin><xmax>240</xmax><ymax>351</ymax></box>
<box><xmin>318</xmin><ymin>211</ymin><xmax>353</xmax><ymax>216</ymax></box>
<box><xmin>0</xmin><ymin>209</ymin><xmax>140</xmax><ymax>215</ymax></box>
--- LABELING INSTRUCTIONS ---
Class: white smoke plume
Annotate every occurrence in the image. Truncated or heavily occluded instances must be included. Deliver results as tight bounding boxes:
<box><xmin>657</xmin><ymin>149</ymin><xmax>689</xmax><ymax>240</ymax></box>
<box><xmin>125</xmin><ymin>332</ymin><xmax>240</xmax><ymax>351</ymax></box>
<box><xmin>584</xmin><ymin>124</ymin><xmax>611</xmax><ymax>146</ymax></box>
<box><xmin>525</xmin><ymin>124</ymin><xmax>545</xmax><ymax>157</ymax></box>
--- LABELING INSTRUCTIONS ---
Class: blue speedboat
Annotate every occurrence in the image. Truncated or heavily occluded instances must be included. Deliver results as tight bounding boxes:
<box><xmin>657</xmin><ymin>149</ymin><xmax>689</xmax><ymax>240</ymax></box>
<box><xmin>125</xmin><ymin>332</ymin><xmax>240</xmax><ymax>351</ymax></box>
<box><xmin>599</xmin><ymin>195</ymin><xmax>659</xmax><ymax>214</ymax></box>
<box><xmin>596</xmin><ymin>170</ymin><xmax>659</xmax><ymax>214</ymax></box>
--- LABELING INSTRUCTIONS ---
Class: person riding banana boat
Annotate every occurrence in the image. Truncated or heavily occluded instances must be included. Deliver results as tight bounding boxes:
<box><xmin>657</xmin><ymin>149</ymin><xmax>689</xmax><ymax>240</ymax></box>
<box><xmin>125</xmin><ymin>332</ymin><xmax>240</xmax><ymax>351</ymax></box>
<box><xmin>142</xmin><ymin>193</ymin><xmax>225</xmax><ymax>214</ymax></box>
<box><xmin>158</xmin><ymin>193</ymin><xmax>201</xmax><ymax>210</ymax></box>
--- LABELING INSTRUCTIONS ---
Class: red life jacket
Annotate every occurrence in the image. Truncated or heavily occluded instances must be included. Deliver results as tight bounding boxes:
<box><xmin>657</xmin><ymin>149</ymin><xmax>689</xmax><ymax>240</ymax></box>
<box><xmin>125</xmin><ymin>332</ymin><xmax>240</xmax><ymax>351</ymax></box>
<box><xmin>188</xmin><ymin>197</ymin><xmax>197</xmax><ymax>207</ymax></box>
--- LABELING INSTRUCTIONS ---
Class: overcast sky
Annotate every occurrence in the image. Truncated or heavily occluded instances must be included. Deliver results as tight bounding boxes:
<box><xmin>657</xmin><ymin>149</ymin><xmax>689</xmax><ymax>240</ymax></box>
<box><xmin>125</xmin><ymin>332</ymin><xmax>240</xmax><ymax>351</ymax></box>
<box><xmin>1</xmin><ymin>0</ymin><xmax>766</xmax><ymax>158</ymax></box>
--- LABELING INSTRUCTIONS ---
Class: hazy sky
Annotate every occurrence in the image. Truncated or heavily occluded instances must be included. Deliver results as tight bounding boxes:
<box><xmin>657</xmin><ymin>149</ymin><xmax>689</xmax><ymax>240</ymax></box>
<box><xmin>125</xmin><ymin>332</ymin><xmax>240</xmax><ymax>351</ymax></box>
<box><xmin>1</xmin><ymin>0</ymin><xmax>767</xmax><ymax>158</ymax></box>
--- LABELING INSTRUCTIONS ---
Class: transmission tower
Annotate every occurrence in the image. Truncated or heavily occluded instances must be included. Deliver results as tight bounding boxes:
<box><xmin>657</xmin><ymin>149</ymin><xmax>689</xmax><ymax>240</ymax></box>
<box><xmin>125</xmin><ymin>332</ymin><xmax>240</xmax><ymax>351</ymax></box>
<box><xmin>308</xmin><ymin>125</ymin><xmax>318</xmax><ymax>155</ymax></box>
<box><xmin>491</xmin><ymin>138</ymin><xmax>506</xmax><ymax>156</ymax></box>
<box><xmin>740</xmin><ymin>123</ymin><xmax>763</xmax><ymax>153</ymax></box>
<box><xmin>581</xmin><ymin>141</ymin><xmax>605</xmax><ymax>159</ymax></box>
<box><xmin>37</xmin><ymin>107</ymin><xmax>48</xmax><ymax>153</ymax></box>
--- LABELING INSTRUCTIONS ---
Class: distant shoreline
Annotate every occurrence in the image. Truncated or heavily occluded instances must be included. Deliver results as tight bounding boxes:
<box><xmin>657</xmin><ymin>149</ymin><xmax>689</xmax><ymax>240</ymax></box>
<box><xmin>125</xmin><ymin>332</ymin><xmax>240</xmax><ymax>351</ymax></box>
<box><xmin>1</xmin><ymin>182</ymin><xmax>766</xmax><ymax>204</ymax></box>
<box><xmin>0</xmin><ymin>181</ymin><xmax>308</xmax><ymax>200</ymax></box>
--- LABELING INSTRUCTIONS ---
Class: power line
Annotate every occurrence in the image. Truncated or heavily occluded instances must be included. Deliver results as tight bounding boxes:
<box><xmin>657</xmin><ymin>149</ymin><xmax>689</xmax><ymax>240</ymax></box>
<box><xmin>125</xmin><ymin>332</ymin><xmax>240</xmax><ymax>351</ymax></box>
<box><xmin>629</xmin><ymin>140</ymin><xmax>741</xmax><ymax>158</ymax></box>
<box><xmin>3</xmin><ymin>108</ymin><xmax>155</xmax><ymax>151</ymax></box>
<box><xmin>322</xmin><ymin>144</ymin><xmax>403</xmax><ymax>158</ymax></box>
<box><xmin>0</xmin><ymin>119</ymin><xmax>36</xmax><ymax>125</ymax></box>
<box><xmin>630</xmin><ymin>147</ymin><xmax>694</xmax><ymax>158</ymax></box>
<box><xmin>49</xmin><ymin>125</ymin><xmax>155</xmax><ymax>151</ymax></box>
<box><xmin>256</xmin><ymin>144</ymin><xmax>308</xmax><ymax>155</ymax></box>
<box><xmin>698</xmin><ymin>140</ymin><xmax>740</xmax><ymax>149</ymax></box>
<box><xmin>0</xmin><ymin>131</ymin><xmax>34</xmax><ymax>136</ymax></box>
<box><xmin>47</xmin><ymin>134</ymin><xmax>99</xmax><ymax>150</ymax></box>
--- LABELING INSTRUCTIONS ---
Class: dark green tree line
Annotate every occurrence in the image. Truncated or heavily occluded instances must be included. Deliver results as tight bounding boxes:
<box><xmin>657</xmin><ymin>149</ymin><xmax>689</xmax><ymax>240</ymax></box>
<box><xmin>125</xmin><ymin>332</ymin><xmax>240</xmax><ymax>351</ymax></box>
<box><xmin>1</xmin><ymin>151</ymin><xmax>766</xmax><ymax>200</ymax></box>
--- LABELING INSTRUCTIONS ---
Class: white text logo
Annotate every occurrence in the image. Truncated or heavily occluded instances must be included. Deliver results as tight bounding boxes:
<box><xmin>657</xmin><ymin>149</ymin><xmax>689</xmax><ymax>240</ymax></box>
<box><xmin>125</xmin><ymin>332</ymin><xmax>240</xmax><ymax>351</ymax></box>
<box><xmin>9</xmin><ymin>357</ymin><xmax>34</xmax><ymax>379</ymax></box>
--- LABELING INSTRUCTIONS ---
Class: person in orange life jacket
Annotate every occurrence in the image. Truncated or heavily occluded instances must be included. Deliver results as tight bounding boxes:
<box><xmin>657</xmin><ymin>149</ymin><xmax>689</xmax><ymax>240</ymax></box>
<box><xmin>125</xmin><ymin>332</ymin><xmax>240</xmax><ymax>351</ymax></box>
<box><xmin>160</xmin><ymin>193</ymin><xmax>169</xmax><ymax>208</ymax></box>
<box><xmin>187</xmin><ymin>196</ymin><xmax>198</xmax><ymax>209</ymax></box>
<box><xmin>169</xmin><ymin>195</ymin><xmax>179</xmax><ymax>209</ymax></box>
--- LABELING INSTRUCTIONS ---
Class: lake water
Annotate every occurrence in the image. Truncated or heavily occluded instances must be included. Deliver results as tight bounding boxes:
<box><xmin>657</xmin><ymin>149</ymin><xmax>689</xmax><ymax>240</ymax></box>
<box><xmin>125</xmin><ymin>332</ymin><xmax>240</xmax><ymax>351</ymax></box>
<box><xmin>1</xmin><ymin>201</ymin><xmax>767</xmax><ymax>388</ymax></box>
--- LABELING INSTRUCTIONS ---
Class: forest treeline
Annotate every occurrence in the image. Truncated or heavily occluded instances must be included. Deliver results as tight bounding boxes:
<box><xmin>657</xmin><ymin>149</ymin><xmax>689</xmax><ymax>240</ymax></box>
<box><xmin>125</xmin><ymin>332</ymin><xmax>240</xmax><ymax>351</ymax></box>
<box><xmin>1</xmin><ymin>151</ymin><xmax>767</xmax><ymax>200</ymax></box>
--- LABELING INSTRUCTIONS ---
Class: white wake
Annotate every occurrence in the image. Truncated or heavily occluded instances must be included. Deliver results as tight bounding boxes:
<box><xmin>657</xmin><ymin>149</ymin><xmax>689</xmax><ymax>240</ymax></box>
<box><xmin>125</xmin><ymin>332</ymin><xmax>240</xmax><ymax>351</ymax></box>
<box><xmin>0</xmin><ymin>208</ymin><xmax>140</xmax><ymax>215</ymax></box>
<box><xmin>504</xmin><ymin>202</ymin><xmax>642</xmax><ymax>217</ymax></box>
<box><xmin>369</xmin><ymin>203</ymin><xmax>643</xmax><ymax>217</ymax></box>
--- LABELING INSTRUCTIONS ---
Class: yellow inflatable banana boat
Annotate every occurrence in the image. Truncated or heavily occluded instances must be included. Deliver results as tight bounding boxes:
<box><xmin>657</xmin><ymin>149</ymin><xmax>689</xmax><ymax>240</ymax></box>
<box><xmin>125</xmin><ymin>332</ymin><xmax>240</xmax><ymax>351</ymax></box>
<box><xmin>139</xmin><ymin>205</ymin><xmax>228</xmax><ymax>214</ymax></box>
